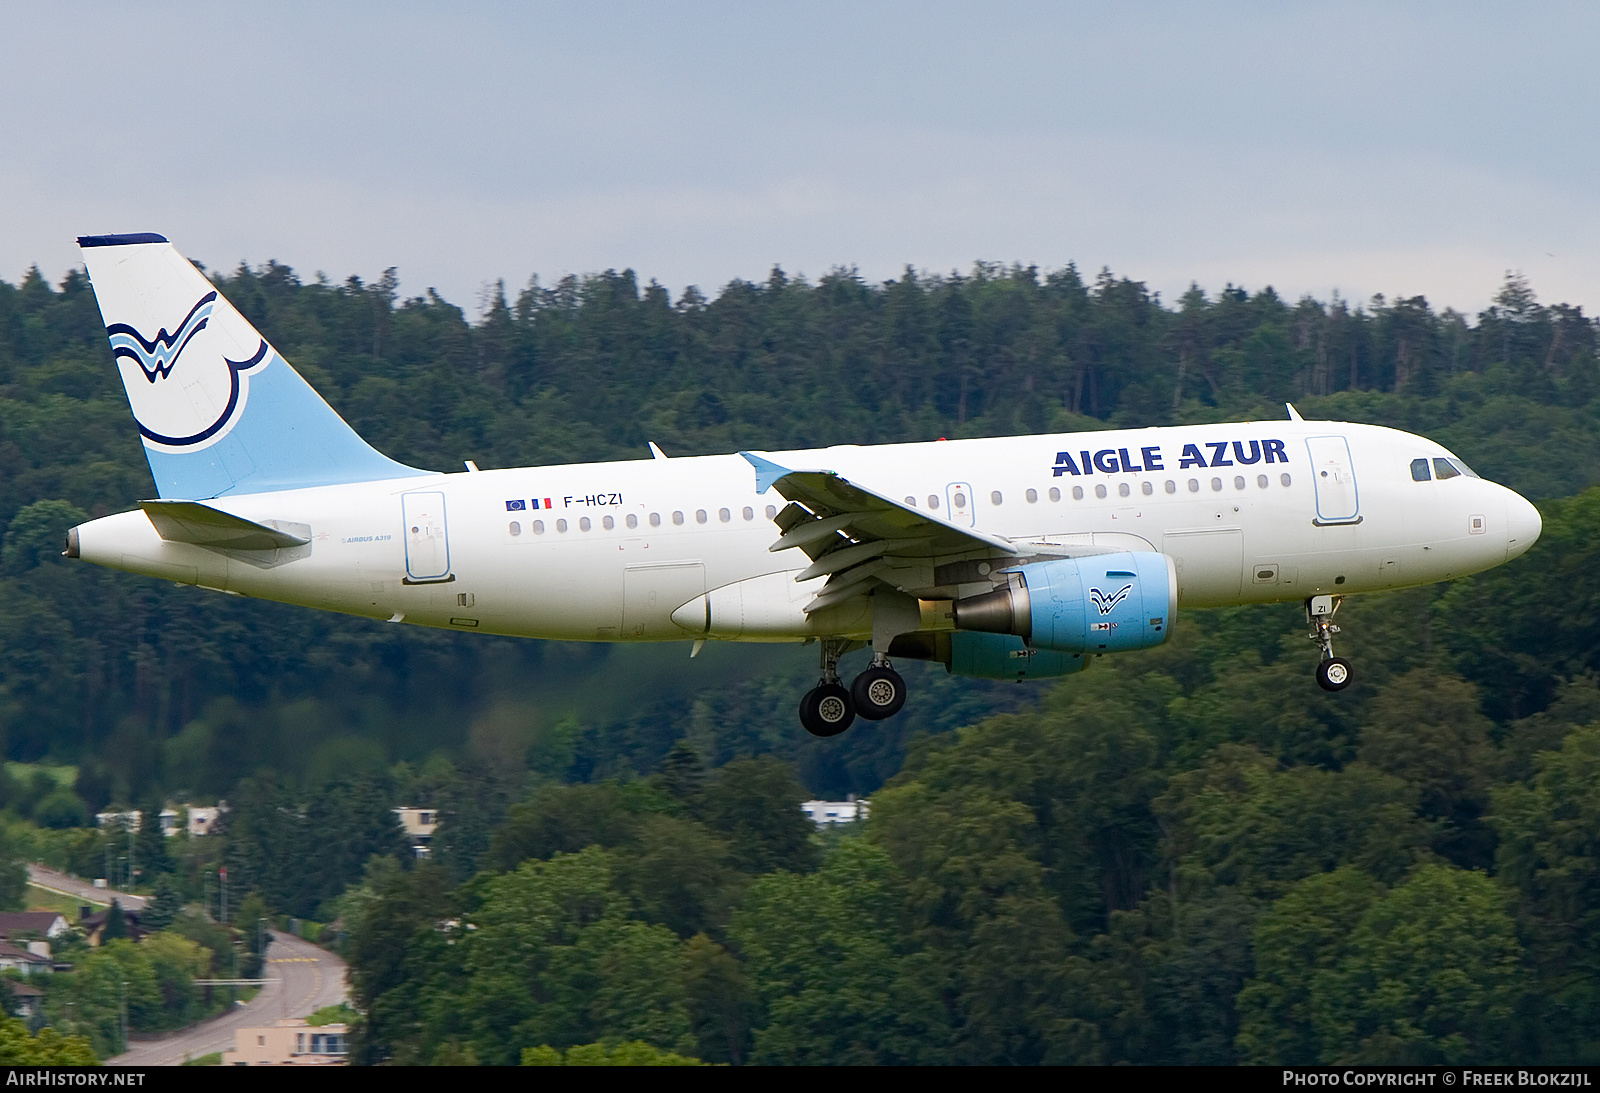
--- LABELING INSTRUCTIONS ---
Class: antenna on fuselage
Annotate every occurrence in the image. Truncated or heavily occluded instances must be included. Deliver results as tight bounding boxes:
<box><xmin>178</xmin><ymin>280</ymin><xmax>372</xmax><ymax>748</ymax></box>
<box><xmin>648</xmin><ymin>442</ymin><xmax>669</xmax><ymax>460</ymax></box>
<box><xmin>1286</xmin><ymin>403</ymin><xmax>1305</xmax><ymax>421</ymax></box>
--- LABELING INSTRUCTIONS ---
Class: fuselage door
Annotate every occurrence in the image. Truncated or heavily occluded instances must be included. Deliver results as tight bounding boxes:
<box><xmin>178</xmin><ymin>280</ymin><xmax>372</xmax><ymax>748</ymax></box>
<box><xmin>1305</xmin><ymin>436</ymin><xmax>1361</xmax><ymax>525</ymax></box>
<box><xmin>946</xmin><ymin>482</ymin><xmax>975</xmax><ymax>526</ymax></box>
<box><xmin>402</xmin><ymin>491</ymin><xmax>452</xmax><ymax>581</ymax></box>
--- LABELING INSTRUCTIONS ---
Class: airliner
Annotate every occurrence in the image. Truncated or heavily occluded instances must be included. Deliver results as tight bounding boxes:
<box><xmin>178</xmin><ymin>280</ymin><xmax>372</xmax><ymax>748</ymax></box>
<box><xmin>63</xmin><ymin>234</ymin><xmax>1542</xmax><ymax>736</ymax></box>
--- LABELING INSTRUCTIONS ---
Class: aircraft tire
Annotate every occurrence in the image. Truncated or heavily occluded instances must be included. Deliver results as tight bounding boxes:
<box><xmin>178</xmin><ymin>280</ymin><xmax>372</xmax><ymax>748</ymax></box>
<box><xmin>1315</xmin><ymin>656</ymin><xmax>1353</xmax><ymax>692</ymax></box>
<box><xmin>799</xmin><ymin>683</ymin><xmax>856</xmax><ymax>737</ymax></box>
<box><xmin>851</xmin><ymin>666</ymin><xmax>907</xmax><ymax>720</ymax></box>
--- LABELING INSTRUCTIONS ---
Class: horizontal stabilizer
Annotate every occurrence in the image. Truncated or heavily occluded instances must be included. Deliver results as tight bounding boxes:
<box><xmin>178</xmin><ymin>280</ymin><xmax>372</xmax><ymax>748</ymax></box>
<box><xmin>140</xmin><ymin>500</ymin><xmax>309</xmax><ymax>550</ymax></box>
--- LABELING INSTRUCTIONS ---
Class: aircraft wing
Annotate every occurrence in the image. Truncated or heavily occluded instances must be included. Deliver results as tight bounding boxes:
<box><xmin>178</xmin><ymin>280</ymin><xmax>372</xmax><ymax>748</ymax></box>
<box><xmin>740</xmin><ymin>452</ymin><xmax>1018</xmax><ymax>613</ymax></box>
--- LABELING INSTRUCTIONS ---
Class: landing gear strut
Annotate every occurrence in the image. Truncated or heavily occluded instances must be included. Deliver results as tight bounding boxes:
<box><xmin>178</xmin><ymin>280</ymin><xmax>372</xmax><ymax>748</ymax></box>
<box><xmin>798</xmin><ymin>640</ymin><xmax>910</xmax><ymax>735</ymax></box>
<box><xmin>799</xmin><ymin>639</ymin><xmax>856</xmax><ymax>737</ymax></box>
<box><xmin>1307</xmin><ymin>595</ymin><xmax>1352</xmax><ymax>692</ymax></box>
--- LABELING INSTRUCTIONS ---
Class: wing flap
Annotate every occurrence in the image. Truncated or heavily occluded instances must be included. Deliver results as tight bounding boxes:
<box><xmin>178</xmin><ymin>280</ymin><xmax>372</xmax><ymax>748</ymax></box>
<box><xmin>740</xmin><ymin>451</ymin><xmax>1018</xmax><ymax>612</ymax></box>
<box><xmin>141</xmin><ymin>500</ymin><xmax>310</xmax><ymax>550</ymax></box>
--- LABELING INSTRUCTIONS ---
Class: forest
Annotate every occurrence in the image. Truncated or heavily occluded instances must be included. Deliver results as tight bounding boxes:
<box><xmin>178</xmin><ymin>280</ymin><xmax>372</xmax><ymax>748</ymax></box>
<box><xmin>0</xmin><ymin>255</ymin><xmax>1597</xmax><ymax>1063</ymax></box>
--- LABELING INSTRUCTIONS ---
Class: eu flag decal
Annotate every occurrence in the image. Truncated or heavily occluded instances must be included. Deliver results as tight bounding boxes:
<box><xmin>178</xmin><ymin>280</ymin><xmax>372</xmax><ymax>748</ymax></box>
<box><xmin>505</xmin><ymin>499</ymin><xmax>526</xmax><ymax>511</ymax></box>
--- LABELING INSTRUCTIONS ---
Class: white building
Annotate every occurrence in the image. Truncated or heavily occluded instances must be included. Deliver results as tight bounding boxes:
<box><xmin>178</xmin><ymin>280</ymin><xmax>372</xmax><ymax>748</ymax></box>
<box><xmin>223</xmin><ymin>1018</ymin><xmax>348</xmax><ymax>1066</ymax></box>
<box><xmin>393</xmin><ymin>807</ymin><xmax>439</xmax><ymax>858</ymax></box>
<box><xmin>800</xmin><ymin>797</ymin><xmax>870</xmax><ymax>827</ymax></box>
<box><xmin>98</xmin><ymin>804</ymin><xmax>224</xmax><ymax>837</ymax></box>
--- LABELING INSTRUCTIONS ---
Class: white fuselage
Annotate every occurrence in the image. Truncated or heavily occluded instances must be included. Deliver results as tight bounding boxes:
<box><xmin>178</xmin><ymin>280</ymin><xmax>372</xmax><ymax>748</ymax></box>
<box><xmin>73</xmin><ymin>420</ymin><xmax>1540</xmax><ymax>644</ymax></box>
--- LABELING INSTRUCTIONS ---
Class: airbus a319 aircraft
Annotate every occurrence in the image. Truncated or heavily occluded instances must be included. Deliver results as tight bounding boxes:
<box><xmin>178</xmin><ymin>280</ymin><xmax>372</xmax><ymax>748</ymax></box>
<box><xmin>65</xmin><ymin>234</ymin><xmax>1542</xmax><ymax>736</ymax></box>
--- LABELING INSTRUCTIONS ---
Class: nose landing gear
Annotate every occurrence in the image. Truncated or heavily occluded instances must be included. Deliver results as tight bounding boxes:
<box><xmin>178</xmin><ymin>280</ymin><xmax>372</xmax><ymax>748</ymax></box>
<box><xmin>798</xmin><ymin>639</ymin><xmax>908</xmax><ymax>736</ymax></box>
<box><xmin>1307</xmin><ymin>595</ymin><xmax>1352</xmax><ymax>692</ymax></box>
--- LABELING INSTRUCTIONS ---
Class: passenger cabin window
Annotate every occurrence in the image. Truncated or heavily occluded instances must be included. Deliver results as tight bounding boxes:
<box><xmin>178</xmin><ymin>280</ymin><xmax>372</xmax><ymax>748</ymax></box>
<box><xmin>1411</xmin><ymin>458</ymin><xmax>1432</xmax><ymax>482</ymax></box>
<box><xmin>1433</xmin><ymin>458</ymin><xmax>1461</xmax><ymax>480</ymax></box>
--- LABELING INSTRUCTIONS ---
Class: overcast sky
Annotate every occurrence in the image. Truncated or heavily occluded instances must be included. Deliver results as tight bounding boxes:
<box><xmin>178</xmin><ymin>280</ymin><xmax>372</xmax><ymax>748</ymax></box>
<box><xmin>2</xmin><ymin>2</ymin><xmax>1595</xmax><ymax>317</ymax></box>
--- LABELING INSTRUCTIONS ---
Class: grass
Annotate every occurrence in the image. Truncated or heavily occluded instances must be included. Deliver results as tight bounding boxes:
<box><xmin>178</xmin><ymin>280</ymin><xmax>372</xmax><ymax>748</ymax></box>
<box><xmin>25</xmin><ymin>882</ymin><xmax>101</xmax><ymax>916</ymax></box>
<box><xmin>181</xmin><ymin>1052</ymin><xmax>222</xmax><ymax>1066</ymax></box>
<box><xmin>5</xmin><ymin>763</ymin><xmax>77</xmax><ymax>789</ymax></box>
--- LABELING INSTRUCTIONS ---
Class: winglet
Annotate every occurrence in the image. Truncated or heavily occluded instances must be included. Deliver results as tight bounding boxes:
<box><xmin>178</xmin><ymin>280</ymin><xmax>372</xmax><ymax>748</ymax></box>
<box><xmin>739</xmin><ymin>451</ymin><xmax>792</xmax><ymax>494</ymax></box>
<box><xmin>1286</xmin><ymin>403</ymin><xmax>1305</xmax><ymax>421</ymax></box>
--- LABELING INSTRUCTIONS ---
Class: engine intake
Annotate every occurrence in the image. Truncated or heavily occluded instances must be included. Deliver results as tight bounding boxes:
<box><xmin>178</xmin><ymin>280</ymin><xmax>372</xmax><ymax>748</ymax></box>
<box><xmin>952</xmin><ymin>551</ymin><xmax>1177</xmax><ymax>654</ymax></box>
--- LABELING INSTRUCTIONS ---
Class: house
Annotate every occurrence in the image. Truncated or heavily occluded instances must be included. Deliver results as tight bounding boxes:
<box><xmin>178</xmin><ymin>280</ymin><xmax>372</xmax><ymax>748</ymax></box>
<box><xmin>392</xmin><ymin>807</ymin><xmax>438</xmax><ymax>859</ymax></box>
<box><xmin>99</xmin><ymin>804</ymin><xmax>225</xmax><ymax>837</ymax></box>
<box><xmin>95</xmin><ymin>809</ymin><xmax>142</xmax><ymax>832</ymax></box>
<box><xmin>0</xmin><ymin>942</ymin><xmax>52</xmax><ymax>976</ymax></box>
<box><xmin>6</xmin><ymin>982</ymin><xmax>44</xmax><ymax>1019</ymax></box>
<box><xmin>185</xmin><ymin>805</ymin><xmax>223</xmax><ymax>837</ymax></box>
<box><xmin>0</xmin><ymin>913</ymin><xmax>71</xmax><ymax>942</ymax></box>
<box><xmin>800</xmin><ymin>797</ymin><xmax>871</xmax><ymax>827</ymax></box>
<box><xmin>78</xmin><ymin>903</ymin><xmax>143</xmax><ymax>946</ymax></box>
<box><xmin>222</xmin><ymin>1018</ymin><xmax>348</xmax><ymax>1066</ymax></box>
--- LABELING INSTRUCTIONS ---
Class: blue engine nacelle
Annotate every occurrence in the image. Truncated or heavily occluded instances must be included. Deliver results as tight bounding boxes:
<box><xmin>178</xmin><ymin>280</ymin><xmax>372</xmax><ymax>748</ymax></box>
<box><xmin>951</xmin><ymin>551</ymin><xmax>1177</xmax><ymax>654</ymax></box>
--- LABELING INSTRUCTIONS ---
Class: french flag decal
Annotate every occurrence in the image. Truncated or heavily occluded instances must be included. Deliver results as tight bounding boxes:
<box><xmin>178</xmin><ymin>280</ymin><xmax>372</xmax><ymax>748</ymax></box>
<box><xmin>531</xmin><ymin>497</ymin><xmax>553</xmax><ymax>510</ymax></box>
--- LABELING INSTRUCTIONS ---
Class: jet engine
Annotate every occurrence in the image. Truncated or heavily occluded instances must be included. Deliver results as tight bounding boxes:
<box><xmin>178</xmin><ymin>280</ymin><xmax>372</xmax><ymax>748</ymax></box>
<box><xmin>952</xmin><ymin>551</ymin><xmax>1177</xmax><ymax>654</ymax></box>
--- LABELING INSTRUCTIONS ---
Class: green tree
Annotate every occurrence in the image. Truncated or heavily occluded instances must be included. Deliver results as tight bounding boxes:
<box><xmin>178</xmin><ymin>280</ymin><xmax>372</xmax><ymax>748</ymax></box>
<box><xmin>1236</xmin><ymin>866</ymin><xmax>1384</xmax><ymax>1064</ymax></box>
<box><xmin>141</xmin><ymin>876</ymin><xmax>183</xmax><ymax>932</ymax></box>
<box><xmin>1491</xmin><ymin>724</ymin><xmax>1600</xmax><ymax>1058</ymax></box>
<box><xmin>731</xmin><ymin>838</ymin><xmax>949</xmax><ymax>1065</ymax></box>
<box><xmin>693</xmin><ymin>757</ymin><xmax>820</xmax><ymax>876</ymax></box>
<box><xmin>1312</xmin><ymin>864</ymin><xmax>1525</xmax><ymax>1064</ymax></box>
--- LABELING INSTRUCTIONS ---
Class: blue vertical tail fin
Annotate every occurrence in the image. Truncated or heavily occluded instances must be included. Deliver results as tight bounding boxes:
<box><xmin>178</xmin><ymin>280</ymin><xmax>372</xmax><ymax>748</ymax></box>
<box><xmin>77</xmin><ymin>233</ymin><xmax>429</xmax><ymax>499</ymax></box>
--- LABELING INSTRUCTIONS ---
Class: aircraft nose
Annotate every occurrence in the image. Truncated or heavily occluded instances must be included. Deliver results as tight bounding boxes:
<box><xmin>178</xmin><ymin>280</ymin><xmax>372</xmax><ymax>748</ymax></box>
<box><xmin>1506</xmin><ymin>491</ymin><xmax>1542</xmax><ymax>560</ymax></box>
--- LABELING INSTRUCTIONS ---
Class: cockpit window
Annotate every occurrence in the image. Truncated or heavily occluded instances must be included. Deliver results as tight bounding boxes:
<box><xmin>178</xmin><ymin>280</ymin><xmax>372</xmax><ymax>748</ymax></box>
<box><xmin>1433</xmin><ymin>457</ymin><xmax>1461</xmax><ymax>481</ymax></box>
<box><xmin>1452</xmin><ymin>458</ymin><xmax>1480</xmax><ymax>479</ymax></box>
<box><xmin>1410</xmin><ymin>458</ymin><xmax>1431</xmax><ymax>482</ymax></box>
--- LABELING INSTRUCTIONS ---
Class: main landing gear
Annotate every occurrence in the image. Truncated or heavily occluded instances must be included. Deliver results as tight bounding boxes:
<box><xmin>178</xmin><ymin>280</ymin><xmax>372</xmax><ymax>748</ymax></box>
<box><xmin>798</xmin><ymin>639</ymin><xmax>907</xmax><ymax>737</ymax></box>
<box><xmin>1307</xmin><ymin>595</ymin><xmax>1353</xmax><ymax>692</ymax></box>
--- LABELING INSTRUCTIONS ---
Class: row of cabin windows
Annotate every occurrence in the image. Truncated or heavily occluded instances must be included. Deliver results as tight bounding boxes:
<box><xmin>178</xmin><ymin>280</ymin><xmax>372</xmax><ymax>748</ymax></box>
<box><xmin>507</xmin><ymin>471</ymin><xmax>1301</xmax><ymax>537</ymax></box>
<box><xmin>902</xmin><ymin>474</ymin><xmax>1293</xmax><ymax>509</ymax></box>
<box><xmin>1411</xmin><ymin>457</ymin><xmax>1478</xmax><ymax>482</ymax></box>
<box><xmin>509</xmin><ymin>504</ymin><xmax>781</xmax><ymax>537</ymax></box>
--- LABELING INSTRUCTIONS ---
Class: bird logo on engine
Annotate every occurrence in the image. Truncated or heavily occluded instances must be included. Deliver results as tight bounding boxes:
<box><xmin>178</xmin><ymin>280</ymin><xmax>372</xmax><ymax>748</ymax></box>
<box><xmin>1089</xmin><ymin>584</ymin><xmax>1134</xmax><ymax>615</ymax></box>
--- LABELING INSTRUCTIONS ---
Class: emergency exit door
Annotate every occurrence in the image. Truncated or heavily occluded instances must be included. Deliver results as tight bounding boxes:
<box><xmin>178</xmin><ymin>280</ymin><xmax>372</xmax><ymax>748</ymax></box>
<box><xmin>1305</xmin><ymin>436</ymin><xmax>1361</xmax><ymax>525</ymax></box>
<box><xmin>946</xmin><ymin>482</ymin><xmax>975</xmax><ymax>526</ymax></box>
<box><xmin>402</xmin><ymin>491</ymin><xmax>452</xmax><ymax>581</ymax></box>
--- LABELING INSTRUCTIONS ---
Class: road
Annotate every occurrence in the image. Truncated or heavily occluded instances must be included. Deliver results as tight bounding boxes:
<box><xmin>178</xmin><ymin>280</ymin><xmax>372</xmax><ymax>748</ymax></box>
<box><xmin>27</xmin><ymin>864</ymin><xmax>147</xmax><ymax>911</ymax></box>
<box><xmin>107</xmin><ymin>930</ymin><xmax>349</xmax><ymax>1066</ymax></box>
